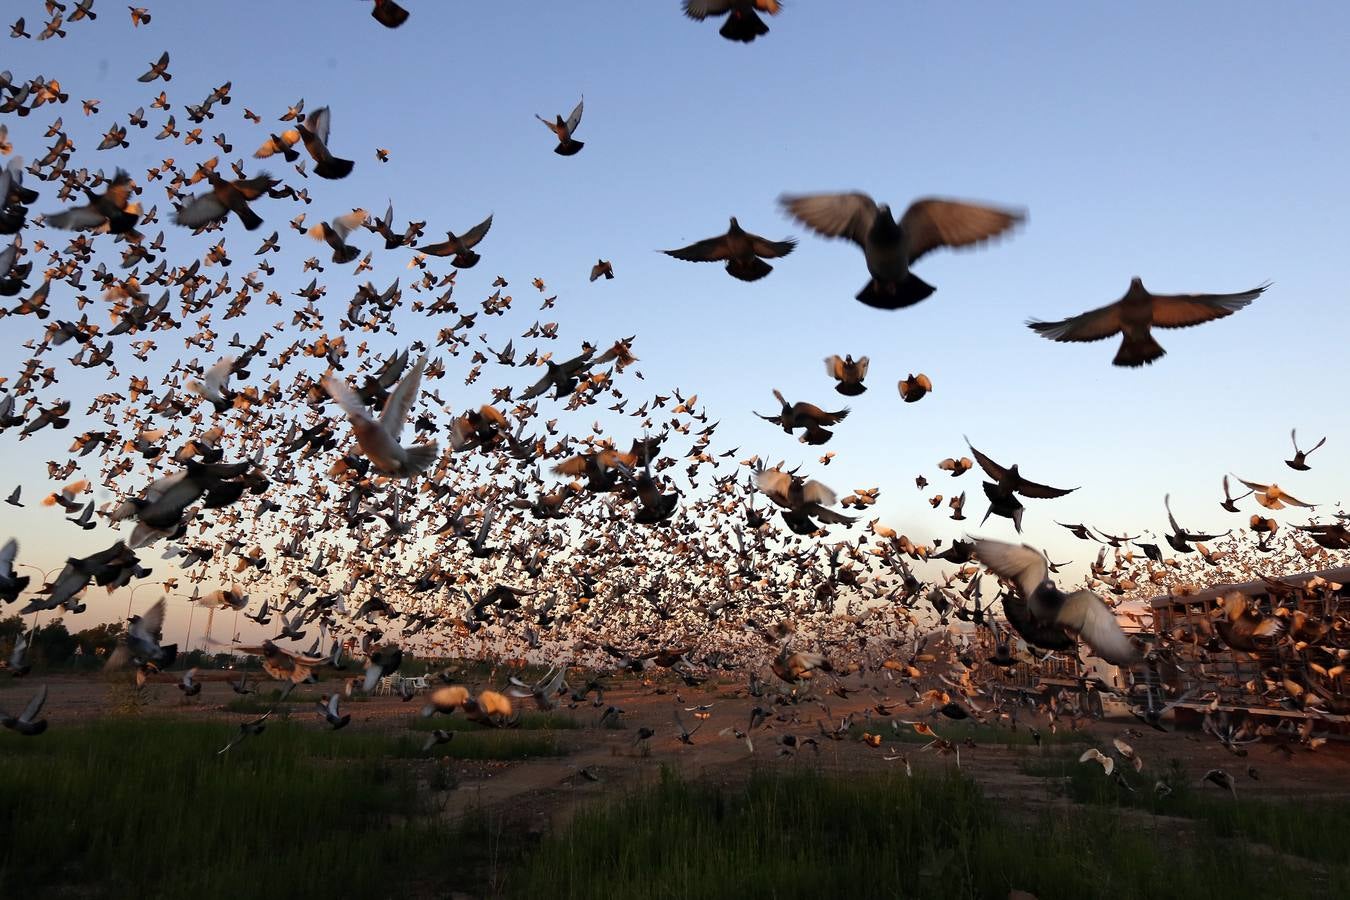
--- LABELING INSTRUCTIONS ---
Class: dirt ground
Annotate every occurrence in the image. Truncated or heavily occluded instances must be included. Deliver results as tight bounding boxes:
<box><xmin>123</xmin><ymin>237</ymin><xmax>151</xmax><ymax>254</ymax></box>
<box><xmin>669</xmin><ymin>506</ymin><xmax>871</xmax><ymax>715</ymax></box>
<box><xmin>4</xmin><ymin>670</ymin><xmax>1349</xmax><ymax>833</ymax></box>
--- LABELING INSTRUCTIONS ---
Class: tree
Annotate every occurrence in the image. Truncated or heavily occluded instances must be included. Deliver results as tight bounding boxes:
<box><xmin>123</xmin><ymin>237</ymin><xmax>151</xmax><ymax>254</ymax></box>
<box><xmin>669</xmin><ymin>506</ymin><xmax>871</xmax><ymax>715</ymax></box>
<box><xmin>30</xmin><ymin>618</ymin><xmax>77</xmax><ymax>667</ymax></box>
<box><xmin>72</xmin><ymin>621</ymin><xmax>126</xmax><ymax>659</ymax></box>
<box><xmin>0</xmin><ymin>614</ymin><xmax>24</xmax><ymax>661</ymax></box>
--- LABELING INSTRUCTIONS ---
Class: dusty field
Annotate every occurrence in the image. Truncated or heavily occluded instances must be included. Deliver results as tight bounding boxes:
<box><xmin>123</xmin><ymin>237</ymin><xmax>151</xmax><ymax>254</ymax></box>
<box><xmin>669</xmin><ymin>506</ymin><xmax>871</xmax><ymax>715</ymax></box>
<box><xmin>5</xmin><ymin>669</ymin><xmax>1348</xmax><ymax>833</ymax></box>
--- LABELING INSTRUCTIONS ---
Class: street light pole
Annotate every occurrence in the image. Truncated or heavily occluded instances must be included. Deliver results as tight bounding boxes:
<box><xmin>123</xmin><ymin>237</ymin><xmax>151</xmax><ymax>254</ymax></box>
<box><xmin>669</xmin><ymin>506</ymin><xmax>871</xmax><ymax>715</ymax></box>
<box><xmin>203</xmin><ymin>607</ymin><xmax>216</xmax><ymax>654</ymax></box>
<box><xmin>14</xmin><ymin>563</ymin><xmax>61</xmax><ymax>632</ymax></box>
<box><xmin>165</xmin><ymin>592</ymin><xmax>199</xmax><ymax>667</ymax></box>
<box><xmin>183</xmin><ymin>596</ymin><xmax>197</xmax><ymax>658</ymax></box>
<box><xmin>124</xmin><ymin>580</ymin><xmax>160</xmax><ymax>620</ymax></box>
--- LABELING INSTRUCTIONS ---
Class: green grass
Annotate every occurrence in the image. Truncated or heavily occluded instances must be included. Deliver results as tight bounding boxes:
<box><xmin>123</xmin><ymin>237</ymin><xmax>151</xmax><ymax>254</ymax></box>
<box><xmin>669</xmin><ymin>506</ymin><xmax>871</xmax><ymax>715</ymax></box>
<box><xmin>510</xmin><ymin>767</ymin><xmax>1343</xmax><ymax>900</ymax></box>
<box><xmin>849</xmin><ymin>718</ymin><xmax>1095</xmax><ymax>747</ymax></box>
<box><xmin>0</xmin><ymin>718</ymin><xmax>472</xmax><ymax>900</ymax></box>
<box><xmin>1023</xmin><ymin>750</ymin><xmax>1350</xmax><ymax>872</ymax></box>
<box><xmin>399</xmin><ymin>729</ymin><xmax>565</xmax><ymax>761</ymax></box>
<box><xmin>3</xmin><ymin>716</ymin><xmax>1345</xmax><ymax>899</ymax></box>
<box><xmin>220</xmin><ymin>686</ymin><xmax>332</xmax><ymax>713</ymax></box>
<box><xmin>408</xmin><ymin>709</ymin><xmax>580</xmax><ymax>732</ymax></box>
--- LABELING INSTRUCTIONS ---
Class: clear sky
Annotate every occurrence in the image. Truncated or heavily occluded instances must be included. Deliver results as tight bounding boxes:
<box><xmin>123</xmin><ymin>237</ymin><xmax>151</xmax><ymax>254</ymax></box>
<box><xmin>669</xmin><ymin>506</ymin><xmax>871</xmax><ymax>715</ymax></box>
<box><xmin>2</xmin><ymin>1</ymin><xmax>1348</xmax><ymax>647</ymax></box>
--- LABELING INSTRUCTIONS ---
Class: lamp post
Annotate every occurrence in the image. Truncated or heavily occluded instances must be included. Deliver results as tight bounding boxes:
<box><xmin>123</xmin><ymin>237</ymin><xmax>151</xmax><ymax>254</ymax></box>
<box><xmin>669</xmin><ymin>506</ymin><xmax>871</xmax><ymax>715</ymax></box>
<box><xmin>203</xmin><ymin>606</ymin><xmax>216</xmax><ymax>655</ymax></box>
<box><xmin>14</xmin><ymin>563</ymin><xmax>62</xmax><ymax>632</ymax></box>
<box><xmin>122</xmin><ymin>580</ymin><xmax>161</xmax><ymax>620</ymax></box>
<box><xmin>167</xmin><ymin>592</ymin><xmax>199</xmax><ymax>666</ymax></box>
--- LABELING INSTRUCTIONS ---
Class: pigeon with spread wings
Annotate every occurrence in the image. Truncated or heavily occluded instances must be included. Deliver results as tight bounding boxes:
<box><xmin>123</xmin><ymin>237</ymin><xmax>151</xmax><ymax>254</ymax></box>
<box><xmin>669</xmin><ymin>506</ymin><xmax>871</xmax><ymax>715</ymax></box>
<box><xmin>297</xmin><ymin>107</ymin><xmax>354</xmax><ymax>179</ymax></box>
<box><xmin>1028</xmin><ymin>278</ymin><xmax>1268</xmax><ymax>367</ymax></box>
<box><xmin>106</xmin><ymin>598</ymin><xmax>178</xmax><ymax>674</ymax></box>
<box><xmin>974</xmin><ymin>539</ymin><xmax>1137</xmax><ymax>665</ymax></box>
<box><xmin>824</xmin><ymin>355</ymin><xmax>868</xmax><ymax>396</ymax></box>
<box><xmin>780</xmin><ymin>192</ymin><xmax>1023</xmax><ymax>309</ymax></box>
<box><xmin>664</xmin><ymin>217</ymin><xmax>795</xmax><ymax>282</ymax></box>
<box><xmin>254</xmin><ymin>106</ymin><xmax>354</xmax><ymax>179</ymax></box>
<box><xmin>520</xmin><ymin>348</ymin><xmax>596</xmax><ymax>401</ymax></box>
<box><xmin>415</xmin><ymin>214</ymin><xmax>493</xmax><ymax>268</ymax></box>
<box><xmin>683</xmin><ymin>0</ymin><xmax>782</xmax><ymax>43</ymax></box>
<box><xmin>45</xmin><ymin>169</ymin><xmax>140</xmax><ymax>234</ymax></box>
<box><xmin>187</xmin><ymin>356</ymin><xmax>236</xmax><ymax>412</ymax></box>
<box><xmin>308</xmin><ymin>209</ymin><xmax>367</xmax><ymax>264</ymax></box>
<box><xmin>1285</xmin><ymin>429</ymin><xmax>1326</xmax><ymax>472</ymax></box>
<box><xmin>536</xmin><ymin>96</ymin><xmax>585</xmax><ymax>156</ymax></box>
<box><xmin>1230</xmin><ymin>477</ymin><xmax>1316</xmax><ymax>510</ymax></box>
<box><xmin>1219</xmin><ymin>475</ymin><xmax>1252</xmax><ymax>513</ymax></box>
<box><xmin>323</xmin><ymin>354</ymin><xmax>439</xmax><ymax>476</ymax></box>
<box><xmin>755</xmin><ymin>467</ymin><xmax>855</xmax><ymax>535</ymax></box>
<box><xmin>1164</xmin><ymin>493</ymin><xmax>1229</xmax><ymax>553</ymax></box>
<box><xmin>756</xmin><ymin>390</ymin><xmax>848</xmax><ymax>445</ymax></box>
<box><xmin>966</xmin><ymin>439</ymin><xmax>1075</xmax><ymax>532</ymax></box>
<box><xmin>175</xmin><ymin>170</ymin><xmax>278</xmax><ymax>231</ymax></box>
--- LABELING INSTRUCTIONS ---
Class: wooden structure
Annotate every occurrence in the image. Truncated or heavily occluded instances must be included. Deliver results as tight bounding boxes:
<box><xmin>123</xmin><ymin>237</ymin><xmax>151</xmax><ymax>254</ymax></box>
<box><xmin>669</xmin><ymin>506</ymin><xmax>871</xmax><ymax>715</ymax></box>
<box><xmin>968</xmin><ymin>624</ymin><xmax>1097</xmax><ymax>710</ymax></box>
<box><xmin>1135</xmin><ymin>566</ymin><xmax>1350</xmax><ymax>725</ymax></box>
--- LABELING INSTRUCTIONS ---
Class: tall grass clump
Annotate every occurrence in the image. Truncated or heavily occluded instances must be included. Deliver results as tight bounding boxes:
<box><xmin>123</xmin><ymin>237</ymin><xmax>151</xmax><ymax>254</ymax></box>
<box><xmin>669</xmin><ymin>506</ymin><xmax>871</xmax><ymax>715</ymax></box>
<box><xmin>510</xmin><ymin>767</ymin><xmax>1335</xmax><ymax>900</ymax></box>
<box><xmin>1024</xmin><ymin>751</ymin><xmax>1350</xmax><ymax>877</ymax></box>
<box><xmin>392</xmin><ymin>729</ymin><xmax>565</xmax><ymax>761</ymax></box>
<box><xmin>0</xmin><ymin>718</ymin><xmax>469</xmax><ymax>900</ymax></box>
<box><xmin>407</xmin><ymin>710</ymin><xmax>580</xmax><ymax>732</ymax></box>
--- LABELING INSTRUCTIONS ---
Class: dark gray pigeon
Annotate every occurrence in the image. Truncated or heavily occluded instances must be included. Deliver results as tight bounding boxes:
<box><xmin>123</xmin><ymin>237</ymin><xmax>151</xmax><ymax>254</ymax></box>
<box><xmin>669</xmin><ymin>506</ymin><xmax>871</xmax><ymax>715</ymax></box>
<box><xmin>781</xmin><ymin>192</ymin><xmax>1023</xmax><ymax>308</ymax></box>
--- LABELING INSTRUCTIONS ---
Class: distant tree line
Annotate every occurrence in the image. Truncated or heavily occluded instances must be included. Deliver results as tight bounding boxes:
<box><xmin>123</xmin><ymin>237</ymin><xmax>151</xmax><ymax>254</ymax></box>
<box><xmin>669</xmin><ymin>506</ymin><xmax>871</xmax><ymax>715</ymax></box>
<box><xmin>0</xmin><ymin>615</ymin><xmax>262</xmax><ymax>672</ymax></box>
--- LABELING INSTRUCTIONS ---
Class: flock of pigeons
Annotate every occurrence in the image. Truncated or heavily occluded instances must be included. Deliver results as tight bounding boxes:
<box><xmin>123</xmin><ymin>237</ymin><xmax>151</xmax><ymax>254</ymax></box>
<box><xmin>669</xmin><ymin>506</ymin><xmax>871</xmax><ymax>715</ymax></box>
<box><xmin>0</xmin><ymin>1</ymin><xmax>1346</xmax><ymax>776</ymax></box>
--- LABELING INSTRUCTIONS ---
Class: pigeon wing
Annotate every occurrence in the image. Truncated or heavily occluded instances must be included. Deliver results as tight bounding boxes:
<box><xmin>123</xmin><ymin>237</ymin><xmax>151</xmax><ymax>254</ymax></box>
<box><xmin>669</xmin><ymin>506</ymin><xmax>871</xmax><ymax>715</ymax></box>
<box><xmin>21</xmin><ymin>684</ymin><xmax>47</xmax><ymax>723</ymax></box>
<box><xmin>564</xmin><ymin>97</ymin><xmax>583</xmax><ymax>135</ymax></box>
<box><xmin>458</xmin><ymin>214</ymin><xmax>493</xmax><ymax>250</ymax></box>
<box><xmin>899</xmin><ymin>198</ymin><xmax>1024</xmax><ymax>264</ymax></box>
<box><xmin>1027</xmin><ymin>302</ymin><xmax>1124</xmax><ymax>343</ymax></box>
<box><xmin>665</xmin><ymin>234</ymin><xmax>733</xmax><ymax>263</ymax></box>
<box><xmin>1150</xmin><ymin>283</ymin><xmax>1267</xmax><ymax>330</ymax></box>
<box><xmin>973</xmin><ymin>540</ymin><xmax>1047</xmax><ymax>601</ymax></box>
<box><xmin>1061</xmin><ymin>590</ymin><xmax>1137</xmax><ymax>665</ymax></box>
<box><xmin>779</xmin><ymin>192</ymin><xmax>877</xmax><ymax>247</ymax></box>
<box><xmin>1015</xmin><ymin>477</ymin><xmax>1076</xmax><ymax>500</ymax></box>
<box><xmin>306</xmin><ymin>107</ymin><xmax>332</xmax><ymax>145</ymax></box>
<box><xmin>47</xmin><ymin>206</ymin><xmax>110</xmax><ymax>230</ymax></box>
<box><xmin>322</xmin><ymin>374</ymin><xmax>374</xmax><ymax>424</ymax></box>
<box><xmin>747</xmin><ymin>233</ymin><xmax>796</xmax><ymax>259</ymax></box>
<box><xmin>139</xmin><ymin>597</ymin><xmax>167</xmax><ymax>639</ymax></box>
<box><xmin>378</xmin><ymin>354</ymin><xmax>426</xmax><ymax>442</ymax></box>
<box><xmin>965</xmin><ymin>441</ymin><xmax>1007</xmax><ymax>481</ymax></box>
<box><xmin>174</xmin><ymin>191</ymin><xmax>228</xmax><ymax>228</ymax></box>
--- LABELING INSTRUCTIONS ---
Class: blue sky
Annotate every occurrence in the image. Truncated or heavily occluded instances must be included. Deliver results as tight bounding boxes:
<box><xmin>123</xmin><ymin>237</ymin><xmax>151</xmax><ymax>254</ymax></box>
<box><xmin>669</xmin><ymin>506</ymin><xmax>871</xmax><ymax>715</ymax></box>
<box><xmin>2</xmin><ymin>1</ymin><xmax>1348</xmax><ymax>645</ymax></box>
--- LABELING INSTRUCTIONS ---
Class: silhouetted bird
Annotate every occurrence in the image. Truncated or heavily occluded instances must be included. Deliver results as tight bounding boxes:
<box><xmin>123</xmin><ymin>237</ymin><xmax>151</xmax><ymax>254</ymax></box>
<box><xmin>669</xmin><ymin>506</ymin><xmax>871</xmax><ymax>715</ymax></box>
<box><xmin>1028</xmin><ymin>278</ymin><xmax>1268</xmax><ymax>367</ymax></box>
<box><xmin>664</xmin><ymin>217</ymin><xmax>795</xmax><ymax>282</ymax></box>
<box><xmin>371</xmin><ymin>0</ymin><xmax>410</xmax><ymax>28</ymax></box>
<box><xmin>781</xmin><ymin>192</ymin><xmax>1023</xmax><ymax>308</ymax></box>
<box><xmin>682</xmin><ymin>0</ymin><xmax>782</xmax><ymax>43</ymax></box>
<box><xmin>536</xmin><ymin>96</ymin><xmax>585</xmax><ymax>156</ymax></box>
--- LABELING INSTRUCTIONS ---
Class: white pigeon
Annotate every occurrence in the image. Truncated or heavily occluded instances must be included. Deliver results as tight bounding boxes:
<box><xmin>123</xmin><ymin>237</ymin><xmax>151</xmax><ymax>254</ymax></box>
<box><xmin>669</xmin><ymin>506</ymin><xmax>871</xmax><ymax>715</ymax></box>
<box><xmin>187</xmin><ymin>356</ymin><xmax>235</xmax><ymax>411</ymax></box>
<box><xmin>1079</xmin><ymin>747</ymin><xmax>1114</xmax><ymax>776</ymax></box>
<box><xmin>322</xmin><ymin>354</ymin><xmax>439</xmax><ymax>476</ymax></box>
